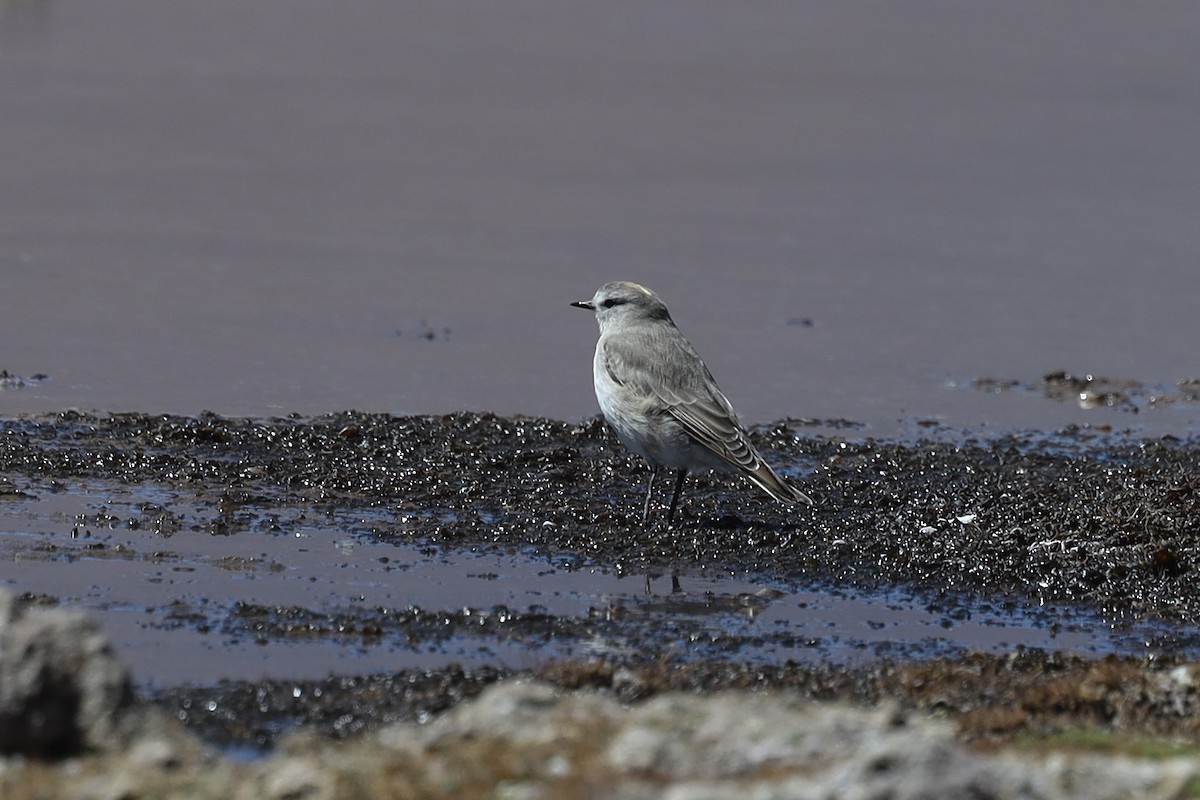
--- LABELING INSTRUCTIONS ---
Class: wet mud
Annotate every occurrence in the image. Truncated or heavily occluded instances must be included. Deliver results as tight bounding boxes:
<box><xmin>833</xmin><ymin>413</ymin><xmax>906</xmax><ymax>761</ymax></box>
<box><xmin>0</xmin><ymin>370</ymin><xmax>49</xmax><ymax>391</ymax></box>
<box><xmin>971</xmin><ymin>370</ymin><xmax>1200</xmax><ymax>415</ymax></box>
<box><xmin>4</xmin><ymin>410</ymin><xmax>1200</xmax><ymax>750</ymax></box>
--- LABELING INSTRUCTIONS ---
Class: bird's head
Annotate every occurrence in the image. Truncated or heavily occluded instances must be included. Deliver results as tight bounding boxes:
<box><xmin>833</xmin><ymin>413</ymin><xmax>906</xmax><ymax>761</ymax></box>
<box><xmin>571</xmin><ymin>281</ymin><xmax>672</xmax><ymax>330</ymax></box>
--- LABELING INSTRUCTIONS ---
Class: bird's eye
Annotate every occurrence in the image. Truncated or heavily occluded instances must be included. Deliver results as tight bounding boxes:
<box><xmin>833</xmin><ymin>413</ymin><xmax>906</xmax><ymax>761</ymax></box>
<box><xmin>602</xmin><ymin>298</ymin><xmax>622</xmax><ymax>309</ymax></box>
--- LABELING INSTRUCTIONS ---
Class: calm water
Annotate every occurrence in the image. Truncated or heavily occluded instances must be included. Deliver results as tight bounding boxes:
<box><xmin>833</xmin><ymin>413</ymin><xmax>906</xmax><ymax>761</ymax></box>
<box><xmin>2</xmin><ymin>479</ymin><xmax>1190</xmax><ymax>687</ymax></box>
<box><xmin>2</xmin><ymin>1</ymin><xmax>1199</xmax><ymax>437</ymax></box>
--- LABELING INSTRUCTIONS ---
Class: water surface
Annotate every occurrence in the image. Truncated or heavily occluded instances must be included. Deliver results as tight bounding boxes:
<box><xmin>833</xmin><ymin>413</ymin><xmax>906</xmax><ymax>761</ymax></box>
<box><xmin>3</xmin><ymin>2</ymin><xmax>1199</xmax><ymax>437</ymax></box>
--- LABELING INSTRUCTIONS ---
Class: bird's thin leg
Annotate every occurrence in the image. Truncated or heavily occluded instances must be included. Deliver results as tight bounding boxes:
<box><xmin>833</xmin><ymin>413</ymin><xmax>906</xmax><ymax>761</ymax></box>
<box><xmin>641</xmin><ymin>464</ymin><xmax>659</xmax><ymax>525</ymax></box>
<box><xmin>666</xmin><ymin>468</ymin><xmax>688</xmax><ymax>524</ymax></box>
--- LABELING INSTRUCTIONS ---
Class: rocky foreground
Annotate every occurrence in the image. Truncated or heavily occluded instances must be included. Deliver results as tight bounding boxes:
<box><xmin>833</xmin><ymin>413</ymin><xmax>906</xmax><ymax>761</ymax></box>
<box><xmin>1</xmin><ymin>589</ymin><xmax>1198</xmax><ymax>800</ymax></box>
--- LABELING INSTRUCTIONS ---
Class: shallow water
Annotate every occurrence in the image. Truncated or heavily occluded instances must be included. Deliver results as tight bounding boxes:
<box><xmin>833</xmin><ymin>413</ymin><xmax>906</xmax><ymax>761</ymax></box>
<box><xmin>3</xmin><ymin>2</ymin><xmax>1200</xmax><ymax>437</ymax></box>
<box><xmin>3</xmin><ymin>475</ymin><xmax>1196</xmax><ymax>689</ymax></box>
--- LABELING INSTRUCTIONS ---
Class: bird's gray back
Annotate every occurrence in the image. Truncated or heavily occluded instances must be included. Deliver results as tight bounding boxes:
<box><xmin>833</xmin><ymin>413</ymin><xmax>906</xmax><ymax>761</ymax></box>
<box><xmin>594</xmin><ymin>317</ymin><xmax>748</xmax><ymax>471</ymax></box>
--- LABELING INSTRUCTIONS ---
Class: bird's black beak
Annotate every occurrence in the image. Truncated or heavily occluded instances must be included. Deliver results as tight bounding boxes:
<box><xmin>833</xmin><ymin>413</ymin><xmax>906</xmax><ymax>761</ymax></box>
<box><xmin>571</xmin><ymin>300</ymin><xmax>594</xmax><ymax>310</ymax></box>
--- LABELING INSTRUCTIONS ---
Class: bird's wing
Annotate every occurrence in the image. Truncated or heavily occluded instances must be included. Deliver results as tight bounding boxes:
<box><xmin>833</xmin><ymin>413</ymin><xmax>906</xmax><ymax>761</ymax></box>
<box><xmin>667</xmin><ymin>399</ymin><xmax>759</xmax><ymax>471</ymax></box>
<box><xmin>602</xmin><ymin>324</ymin><xmax>813</xmax><ymax>505</ymax></box>
<box><xmin>669</xmin><ymin>397</ymin><xmax>813</xmax><ymax>503</ymax></box>
<box><xmin>601</xmin><ymin>324</ymin><xmax>751</xmax><ymax>465</ymax></box>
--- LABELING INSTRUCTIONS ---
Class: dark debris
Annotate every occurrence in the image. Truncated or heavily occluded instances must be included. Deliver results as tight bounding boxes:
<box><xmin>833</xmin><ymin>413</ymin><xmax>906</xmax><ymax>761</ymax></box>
<box><xmin>8</xmin><ymin>410</ymin><xmax>1200</xmax><ymax>749</ymax></box>
<box><xmin>153</xmin><ymin>651</ymin><xmax>1200</xmax><ymax>749</ymax></box>
<box><xmin>3</xmin><ymin>410</ymin><xmax>1200</xmax><ymax>617</ymax></box>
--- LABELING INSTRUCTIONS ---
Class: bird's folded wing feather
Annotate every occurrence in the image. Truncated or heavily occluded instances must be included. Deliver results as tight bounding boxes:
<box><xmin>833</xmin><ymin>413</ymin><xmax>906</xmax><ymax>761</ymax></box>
<box><xmin>666</xmin><ymin>401</ymin><xmax>760</xmax><ymax>471</ymax></box>
<box><xmin>603</xmin><ymin>326</ymin><xmax>812</xmax><ymax>504</ymax></box>
<box><xmin>601</xmin><ymin>328</ymin><xmax>757</xmax><ymax>469</ymax></box>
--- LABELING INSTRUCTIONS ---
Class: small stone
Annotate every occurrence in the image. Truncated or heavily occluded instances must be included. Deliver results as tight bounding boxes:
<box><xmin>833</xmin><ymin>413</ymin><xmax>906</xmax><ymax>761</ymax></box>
<box><xmin>259</xmin><ymin>756</ymin><xmax>332</xmax><ymax>800</ymax></box>
<box><xmin>0</xmin><ymin>589</ymin><xmax>134</xmax><ymax>757</ymax></box>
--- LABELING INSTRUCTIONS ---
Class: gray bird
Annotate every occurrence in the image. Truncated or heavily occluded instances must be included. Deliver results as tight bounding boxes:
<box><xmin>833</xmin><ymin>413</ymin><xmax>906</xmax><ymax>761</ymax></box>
<box><xmin>572</xmin><ymin>281</ymin><xmax>814</xmax><ymax>524</ymax></box>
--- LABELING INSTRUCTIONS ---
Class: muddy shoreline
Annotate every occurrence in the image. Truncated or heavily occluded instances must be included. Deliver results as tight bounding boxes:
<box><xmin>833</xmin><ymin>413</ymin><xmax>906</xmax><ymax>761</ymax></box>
<box><xmin>4</xmin><ymin>410</ymin><xmax>1199</xmax><ymax>609</ymax></box>
<box><xmin>4</xmin><ymin>410</ymin><xmax>1200</xmax><ymax>752</ymax></box>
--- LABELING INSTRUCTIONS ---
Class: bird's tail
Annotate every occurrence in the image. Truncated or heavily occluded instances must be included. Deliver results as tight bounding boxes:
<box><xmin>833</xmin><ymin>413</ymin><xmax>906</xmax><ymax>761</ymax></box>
<box><xmin>744</xmin><ymin>461</ymin><xmax>815</xmax><ymax>506</ymax></box>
